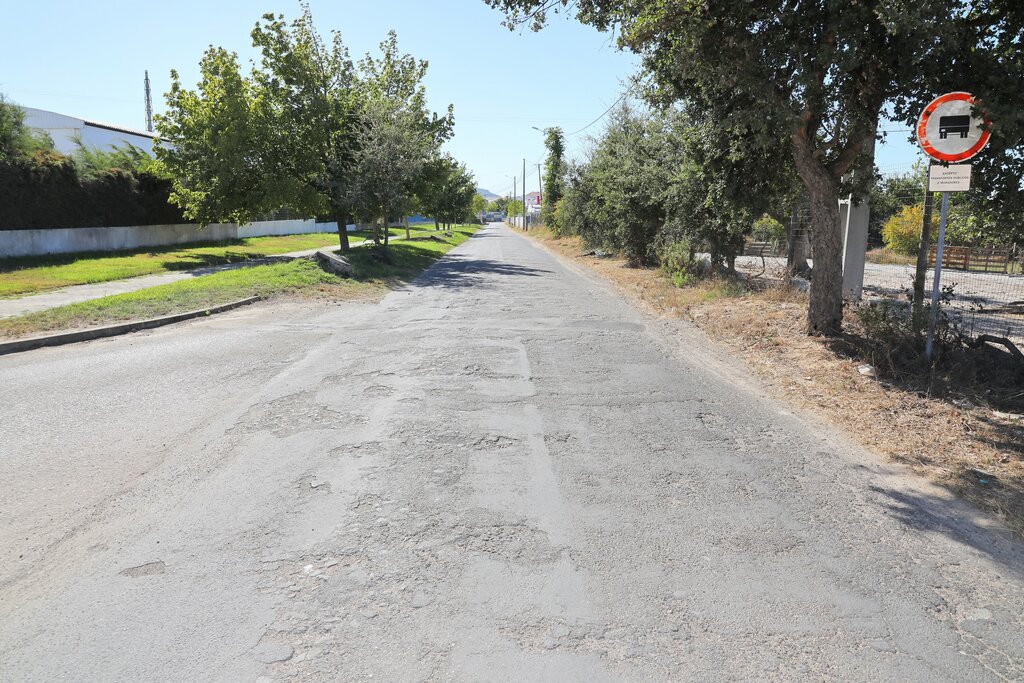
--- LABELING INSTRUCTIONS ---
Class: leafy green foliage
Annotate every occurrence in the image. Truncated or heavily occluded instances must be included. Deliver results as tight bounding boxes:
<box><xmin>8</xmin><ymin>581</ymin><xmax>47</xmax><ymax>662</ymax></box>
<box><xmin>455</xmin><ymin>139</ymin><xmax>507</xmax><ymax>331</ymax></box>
<box><xmin>471</xmin><ymin>193</ymin><xmax>487</xmax><ymax>217</ymax></box>
<box><xmin>71</xmin><ymin>137</ymin><xmax>159</xmax><ymax>180</ymax></box>
<box><xmin>540</xmin><ymin>126</ymin><xmax>565</xmax><ymax>230</ymax></box>
<box><xmin>415</xmin><ymin>155</ymin><xmax>476</xmax><ymax>227</ymax></box>
<box><xmin>351</xmin><ymin>31</ymin><xmax>454</xmax><ymax>241</ymax></box>
<box><xmin>0</xmin><ymin>94</ymin><xmax>54</xmax><ymax>161</ymax></box>
<box><xmin>883</xmin><ymin>204</ymin><xmax>932</xmax><ymax>256</ymax></box>
<box><xmin>486</xmin><ymin>197</ymin><xmax>509</xmax><ymax>213</ymax></box>
<box><xmin>506</xmin><ymin>199</ymin><xmax>524</xmax><ymax>217</ymax></box>
<box><xmin>0</xmin><ymin>151</ymin><xmax>183</xmax><ymax>230</ymax></box>
<box><xmin>659</xmin><ymin>240</ymin><xmax>700</xmax><ymax>288</ymax></box>
<box><xmin>563</xmin><ymin>105</ymin><xmax>668</xmax><ymax>265</ymax></box>
<box><xmin>752</xmin><ymin>215</ymin><xmax>786</xmax><ymax>245</ymax></box>
<box><xmin>558</xmin><ymin>103</ymin><xmax>791</xmax><ymax>271</ymax></box>
<box><xmin>487</xmin><ymin>0</ymin><xmax>1024</xmax><ymax>335</ymax></box>
<box><xmin>157</xmin><ymin>6</ymin><xmax>455</xmax><ymax>251</ymax></box>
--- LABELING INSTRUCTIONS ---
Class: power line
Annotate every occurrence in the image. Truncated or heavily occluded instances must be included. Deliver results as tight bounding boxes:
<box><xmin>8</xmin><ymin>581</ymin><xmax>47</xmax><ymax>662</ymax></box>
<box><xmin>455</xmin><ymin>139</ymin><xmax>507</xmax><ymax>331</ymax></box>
<box><xmin>566</xmin><ymin>89</ymin><xmax>631</xmax><ymax>137</ymax></box>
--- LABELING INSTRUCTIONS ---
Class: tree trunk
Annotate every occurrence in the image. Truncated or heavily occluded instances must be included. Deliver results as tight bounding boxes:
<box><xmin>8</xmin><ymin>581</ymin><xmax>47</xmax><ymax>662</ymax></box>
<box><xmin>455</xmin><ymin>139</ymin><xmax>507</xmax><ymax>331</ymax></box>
<box><xmin>383</xmin><ymin>210</ymin><xmax>390</xmax><ymax>246</ymax></box>
<box><xmin>405</xmin><ymin>219</ymin><xmax>411</xmax><ymax>241</ymax></box>
<box><xmin>793</xmin><ymin>136</ymin><xmax>844</xmax><ymax>336</ymax></box>
<box><xmin>786</xmin><ymin>206</ymin><xmax>810</xmax><ymax>276</ymax></box>
<box><xmin>434</xmin><ymin>217</ymin><xmax>439</xmax><ymax>231</ymax></box>
<box><xmin>334</xmin><ymin>208</ymin><xmax>350</xmax><ymax>253</ymax></box>
<box><xmin>912</xmin><ymin>173</ymin><xmax>935</xmax><ymax>322</ymax></box>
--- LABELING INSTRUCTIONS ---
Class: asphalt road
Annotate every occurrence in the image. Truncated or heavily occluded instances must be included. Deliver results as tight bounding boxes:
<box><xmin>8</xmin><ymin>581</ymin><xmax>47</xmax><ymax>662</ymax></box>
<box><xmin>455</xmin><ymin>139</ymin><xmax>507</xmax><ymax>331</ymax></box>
<box><xmin>1</xmin><ymin>223</ymin><xmax>1022</xmax><ymax>681</ymax></box>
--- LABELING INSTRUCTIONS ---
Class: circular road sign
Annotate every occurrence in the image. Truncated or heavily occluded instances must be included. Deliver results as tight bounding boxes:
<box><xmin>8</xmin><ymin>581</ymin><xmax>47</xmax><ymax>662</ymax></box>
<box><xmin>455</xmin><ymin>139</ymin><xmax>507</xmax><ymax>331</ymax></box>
<box><xmin>916</xmin><ymin>92</ymin><xmax>991</xmax><ymax>163</ymax></box>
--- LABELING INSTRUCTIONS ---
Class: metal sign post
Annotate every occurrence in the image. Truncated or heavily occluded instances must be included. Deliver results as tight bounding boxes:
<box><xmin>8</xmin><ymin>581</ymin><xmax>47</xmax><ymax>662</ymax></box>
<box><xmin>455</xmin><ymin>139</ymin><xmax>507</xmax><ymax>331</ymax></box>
<box><xmin>915</xmin><ymin>91</ymin><xmax>991</xmax><ymax>362</ymax></box>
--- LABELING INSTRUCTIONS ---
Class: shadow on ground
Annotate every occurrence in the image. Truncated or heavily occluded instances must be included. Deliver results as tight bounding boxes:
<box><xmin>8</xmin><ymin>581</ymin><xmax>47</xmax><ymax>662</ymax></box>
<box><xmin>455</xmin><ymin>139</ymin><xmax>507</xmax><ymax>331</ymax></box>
<box><xmin>866</xmin><ymin>481</ymin><xmax>1024</xmax><ymax>578</ymax></box>
<box><xmin>416</xmin><ymin>254</ymin><xmax>551</xmax><ymax>290</ymax></box>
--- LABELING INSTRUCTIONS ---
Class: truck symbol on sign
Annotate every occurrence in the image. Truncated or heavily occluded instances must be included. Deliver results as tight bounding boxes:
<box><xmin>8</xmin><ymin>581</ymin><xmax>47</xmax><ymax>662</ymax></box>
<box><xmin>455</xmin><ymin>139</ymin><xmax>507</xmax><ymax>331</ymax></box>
<box><xmin>938</xmin><ymin>115</ymin><xmax>970</xmax><ymax>140</ymax></box>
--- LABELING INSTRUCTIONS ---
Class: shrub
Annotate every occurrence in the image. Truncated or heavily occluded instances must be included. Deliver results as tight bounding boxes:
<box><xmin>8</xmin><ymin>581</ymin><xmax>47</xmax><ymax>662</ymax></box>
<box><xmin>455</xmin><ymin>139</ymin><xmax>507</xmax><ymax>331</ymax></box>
<box><xmin>882</xmin><ymin>203</ymin><xmax>933</xmax><ymax>256</ymax></box>
<box><xmin>0</xmin><ymin>156</ymin><xmax>184</xmax><ymax>230</ymax></box>
<box><xmin>752</xmin><ymin>214</ymin><xmax>786</xmax><ymax>244</ymax></box>
<box><xmin>660</xmin><ymin>239</ymin><xmax>700</xmax><ymax>287</ymax></box>
<box><xmin>848</xmin><ymin>297</ymin><xmax>1023</xmax><ymax>411</ymax></box>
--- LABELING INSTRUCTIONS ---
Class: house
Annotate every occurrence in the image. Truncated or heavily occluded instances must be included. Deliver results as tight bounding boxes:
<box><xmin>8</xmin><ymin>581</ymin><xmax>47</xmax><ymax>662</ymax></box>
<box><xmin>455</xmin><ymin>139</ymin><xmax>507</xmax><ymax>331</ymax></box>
<box><xmin>20</xmin><ymin>106</ymin><xmax>159</xmax><ymax>156</ymax></box>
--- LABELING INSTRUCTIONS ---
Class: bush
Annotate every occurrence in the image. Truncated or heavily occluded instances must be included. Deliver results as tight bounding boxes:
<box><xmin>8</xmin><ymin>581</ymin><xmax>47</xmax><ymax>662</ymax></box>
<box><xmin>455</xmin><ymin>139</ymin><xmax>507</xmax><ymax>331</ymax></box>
<box><xmin>660</xmin><ymin>239</ymin><xmax>701</xmax><ymax>287</ymax></box>
<box><xmin>882</xmin><ymin>203</ymin><xmax>932</xmax><ymax>256</ymax></box>
<box><xmin>752</xmin><ymin>214</ymin><xmax>786</xmax><ymax>244</ymax></box>
<box><xmin>848</xmin><ymin>296</ymin><xmax>1023</xmax><ymax>412</ymax></box>
<box><xmin>0</xmin><ymin>156</ymin><xmax>184</xmax><ymax>230</ymax></box>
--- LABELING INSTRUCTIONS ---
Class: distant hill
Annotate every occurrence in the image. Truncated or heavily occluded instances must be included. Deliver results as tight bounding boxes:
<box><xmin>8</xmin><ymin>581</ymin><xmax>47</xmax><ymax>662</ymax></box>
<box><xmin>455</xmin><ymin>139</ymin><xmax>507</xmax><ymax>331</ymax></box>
<box><xmin>476</xmin><ymin>188</ymin><xmax>500</xmax><ymax>202</ymax></box>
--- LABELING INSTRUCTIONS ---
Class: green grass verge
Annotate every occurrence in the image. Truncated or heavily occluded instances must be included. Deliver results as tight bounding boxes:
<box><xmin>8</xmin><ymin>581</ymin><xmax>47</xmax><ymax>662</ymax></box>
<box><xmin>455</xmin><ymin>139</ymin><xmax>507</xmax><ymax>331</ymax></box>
<box><xmin>0</xmin><ymin>224</ymin><xmax>479</xmax><ymax>340</ymax></box>
<box><xmin>348</xmin><ymin>224</ymin><xmax>478</xmax><ymax>281</ymax></box>
<box><xmin>0</xmin><ymin>232</ymin><xmax>347</xmax><ymax>298</ymax></box>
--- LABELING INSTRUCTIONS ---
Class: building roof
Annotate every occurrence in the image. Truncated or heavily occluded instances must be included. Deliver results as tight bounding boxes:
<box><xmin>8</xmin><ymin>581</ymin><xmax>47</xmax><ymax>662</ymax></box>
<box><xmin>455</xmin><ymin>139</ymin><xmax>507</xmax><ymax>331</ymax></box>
<box><xmin>20</xmin><ymin>106</ymin><xmax>158</xmax><ymax>140</ymax></box>
<box><xmin>83</xmin><ymin>118</ymin><xmax>158</xmax><ymax>139</ymax></box>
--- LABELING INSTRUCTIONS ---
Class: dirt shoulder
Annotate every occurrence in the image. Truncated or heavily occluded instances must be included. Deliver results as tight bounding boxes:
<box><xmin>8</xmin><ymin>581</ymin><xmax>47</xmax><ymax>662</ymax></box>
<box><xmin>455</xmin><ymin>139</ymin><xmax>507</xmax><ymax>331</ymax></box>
<box><xmin>517</xmin><ymin>225</ymin><xmax>1024</xmax><ymax>535</ymax></box>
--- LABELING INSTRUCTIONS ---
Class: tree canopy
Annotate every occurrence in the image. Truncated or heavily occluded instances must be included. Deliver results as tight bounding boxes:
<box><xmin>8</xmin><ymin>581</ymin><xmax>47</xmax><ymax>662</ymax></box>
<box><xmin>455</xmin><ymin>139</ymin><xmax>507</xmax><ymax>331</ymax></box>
<box><xmin>487</xmin><ymin>0</ymin><xmax>1024</xmax><ymax>335</ymax></box>
<box><xmin>157</xmin><ymin>6</ymin><xmax>456</xmax><ymax>252</ymax></box>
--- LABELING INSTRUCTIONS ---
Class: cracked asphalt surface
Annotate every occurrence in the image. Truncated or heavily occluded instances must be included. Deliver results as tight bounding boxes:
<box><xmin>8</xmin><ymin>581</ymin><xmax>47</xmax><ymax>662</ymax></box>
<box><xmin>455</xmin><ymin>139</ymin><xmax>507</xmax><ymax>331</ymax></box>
<box><xmin>1</xmin><ymin>223</ymin><xmax>1022</xmax><ymax>681</ymax></box>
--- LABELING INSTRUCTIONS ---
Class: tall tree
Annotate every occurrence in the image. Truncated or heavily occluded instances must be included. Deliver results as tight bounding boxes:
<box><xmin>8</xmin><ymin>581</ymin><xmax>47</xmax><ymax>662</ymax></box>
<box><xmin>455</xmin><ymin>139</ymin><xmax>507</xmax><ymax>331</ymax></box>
<box><xmin>159</xmin><ymin>11</ymin><xmax>456</xmax><ymax>253</ymax></box>
<box><xmin>157</xmin><ymin>47</ymin><xmax>285</xmax><ymax>228</ymax></box>
<box><xmin>250</xmin><ymin>7</ymin><xmax>362</xmax><ymax>251</ymax></box>
<box><xmin>352</xmin><ymin>31</ymin><xmax>454</xmax><ymax>246</ymax></box>
<box><xmin>471</xmin><ymin>192</ymin><xmax>487</xmax><ymax>220</ymax></box>
<box><xmin>486</xmin><ymin>0</ymin><xmax>1024</xmax><ymax>335</ymax></box>
<box><xmin>540</xmin><ymin>126</ymin><xmax>565</xmax><ymax>229</ymax></box>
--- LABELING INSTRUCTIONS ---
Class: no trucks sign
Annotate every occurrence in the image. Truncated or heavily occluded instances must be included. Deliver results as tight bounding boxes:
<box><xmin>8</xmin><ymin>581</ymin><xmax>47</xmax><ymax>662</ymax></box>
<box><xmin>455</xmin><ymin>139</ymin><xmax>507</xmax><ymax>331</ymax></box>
<box><xmin>916</xmin><ymin>91</ymin><xmax>991</xmax><ymax>163</ymax></box>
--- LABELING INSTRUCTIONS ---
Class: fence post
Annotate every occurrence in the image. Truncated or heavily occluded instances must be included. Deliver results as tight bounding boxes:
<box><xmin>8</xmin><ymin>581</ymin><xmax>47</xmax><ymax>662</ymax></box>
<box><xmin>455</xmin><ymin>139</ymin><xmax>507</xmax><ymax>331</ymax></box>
<box><xmin>841</xmin><ymin>195</ymin><xmax>869</xmax><ymax>300</ymax></box>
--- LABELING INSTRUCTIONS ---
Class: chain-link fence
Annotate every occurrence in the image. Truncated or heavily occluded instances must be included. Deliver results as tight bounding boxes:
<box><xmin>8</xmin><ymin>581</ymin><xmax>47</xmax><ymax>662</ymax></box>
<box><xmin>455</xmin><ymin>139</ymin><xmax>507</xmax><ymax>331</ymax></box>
<box><xmin>735</xmin><ymin>163</ymin><xmax>1024</xmax><ymax>345</ymax></box>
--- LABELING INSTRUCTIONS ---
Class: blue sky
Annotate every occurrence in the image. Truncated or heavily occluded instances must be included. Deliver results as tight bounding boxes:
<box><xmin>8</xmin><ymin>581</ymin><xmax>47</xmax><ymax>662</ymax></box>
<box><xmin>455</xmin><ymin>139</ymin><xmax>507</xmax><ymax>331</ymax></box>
<box><xmin>1</xmin><ymin>0</ymin><xmax>920</xmax><ymax>195</ymax></box>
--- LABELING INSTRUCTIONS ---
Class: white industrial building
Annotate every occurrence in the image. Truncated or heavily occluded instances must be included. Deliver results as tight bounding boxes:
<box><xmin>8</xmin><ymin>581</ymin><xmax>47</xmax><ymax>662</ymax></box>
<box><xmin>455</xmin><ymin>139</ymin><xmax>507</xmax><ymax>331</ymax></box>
<box><xmin>20</xmin><ymin>106</ymin><xmax>159</xmax><ymax>157</ymax></box>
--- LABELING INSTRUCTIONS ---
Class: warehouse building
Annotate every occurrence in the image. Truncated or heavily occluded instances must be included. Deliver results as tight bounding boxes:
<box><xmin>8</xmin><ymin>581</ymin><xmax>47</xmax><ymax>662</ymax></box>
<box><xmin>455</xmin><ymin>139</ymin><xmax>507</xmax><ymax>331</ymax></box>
<box><xmin>20</xmin><ymin>106</ymin><xmax>159</xmax><ymax>156</ymax></box>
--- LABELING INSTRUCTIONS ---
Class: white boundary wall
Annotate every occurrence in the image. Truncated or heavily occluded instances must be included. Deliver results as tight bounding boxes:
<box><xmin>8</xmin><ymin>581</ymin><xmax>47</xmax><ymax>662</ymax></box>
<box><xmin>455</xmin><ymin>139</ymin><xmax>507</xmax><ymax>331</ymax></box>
<box><xmin>0</xmin><ymin>219</ymin><xmax>358</xmax><ymax>258</ymax></box>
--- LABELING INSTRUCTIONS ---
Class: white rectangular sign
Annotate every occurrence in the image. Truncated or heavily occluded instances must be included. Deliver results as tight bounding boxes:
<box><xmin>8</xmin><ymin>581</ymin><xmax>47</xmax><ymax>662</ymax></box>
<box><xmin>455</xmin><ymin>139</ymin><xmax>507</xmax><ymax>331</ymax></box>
<box><xmin>929</xmin><ymin>164</ymin><xmax>971</xmax><ymax>192</ymax></box>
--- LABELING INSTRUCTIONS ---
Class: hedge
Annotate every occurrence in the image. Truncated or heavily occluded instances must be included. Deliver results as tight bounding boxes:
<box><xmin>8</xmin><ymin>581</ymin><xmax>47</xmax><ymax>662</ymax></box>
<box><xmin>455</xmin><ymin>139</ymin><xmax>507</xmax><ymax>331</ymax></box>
<box><xmin>0</xmin><ymin>155</ymin><xmax>186</xmax><ymax>230</ymax></box>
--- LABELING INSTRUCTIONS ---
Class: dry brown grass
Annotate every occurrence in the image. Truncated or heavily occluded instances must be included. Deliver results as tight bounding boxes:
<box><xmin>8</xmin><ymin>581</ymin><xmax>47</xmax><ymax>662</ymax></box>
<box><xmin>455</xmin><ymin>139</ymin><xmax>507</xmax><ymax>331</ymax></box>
<box><xmin>522</xmin><ymin>226</ymin><xmax>1024</xmax><ymax>534</ymax></box>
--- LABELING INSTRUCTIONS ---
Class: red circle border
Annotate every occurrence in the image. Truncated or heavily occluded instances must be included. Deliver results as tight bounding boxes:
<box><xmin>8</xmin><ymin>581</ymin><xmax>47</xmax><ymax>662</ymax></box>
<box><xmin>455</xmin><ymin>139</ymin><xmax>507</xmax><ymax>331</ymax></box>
<box><xmin>916</xmin><ymin>92</ymin><xmax>992</xmax><ymax>163</ymax></box>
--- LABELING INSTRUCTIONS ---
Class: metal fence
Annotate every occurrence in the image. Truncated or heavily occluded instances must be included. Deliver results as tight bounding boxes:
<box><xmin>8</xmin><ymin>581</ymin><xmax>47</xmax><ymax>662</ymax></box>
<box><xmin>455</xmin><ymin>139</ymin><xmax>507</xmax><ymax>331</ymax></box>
<box><xmin>735</xmin><ymin>163</ymin><xmax>1024</xmax><ymax>345</ymax></box>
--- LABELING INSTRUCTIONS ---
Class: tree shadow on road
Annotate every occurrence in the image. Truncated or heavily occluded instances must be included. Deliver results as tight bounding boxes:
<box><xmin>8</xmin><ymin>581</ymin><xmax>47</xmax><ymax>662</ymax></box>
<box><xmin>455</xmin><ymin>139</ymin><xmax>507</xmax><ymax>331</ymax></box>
<box><xmin>866</xmin><ymin>482</ymin><xmax>1024</xmax><ymax>579</ymax></box>
<box><xmin>414</xmin><ymin>254</ymin><xmax>552</xmax><ymax>290</ymax></box>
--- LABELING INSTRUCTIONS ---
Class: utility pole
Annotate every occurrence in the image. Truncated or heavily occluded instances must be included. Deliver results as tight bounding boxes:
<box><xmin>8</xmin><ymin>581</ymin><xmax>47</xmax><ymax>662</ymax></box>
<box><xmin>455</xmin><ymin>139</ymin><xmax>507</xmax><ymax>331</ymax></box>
<box><xmin>522</xmin><ymin>158</ymin><xmax>527</xmax><ymax>231</ymax></box>
<box><xmin>513</xmin><ymin>176</ymin><xmax>517</xmax><ymax>226</ymax></box>
<box><xmin>144</xmin><ymin>70</ymin><xmax>154</xmax><ymax>133</ymax></box>
<box><xmin>537</xmin><ymin>163</ymin><xmax>543</xmax><ymax>207</ymax></box>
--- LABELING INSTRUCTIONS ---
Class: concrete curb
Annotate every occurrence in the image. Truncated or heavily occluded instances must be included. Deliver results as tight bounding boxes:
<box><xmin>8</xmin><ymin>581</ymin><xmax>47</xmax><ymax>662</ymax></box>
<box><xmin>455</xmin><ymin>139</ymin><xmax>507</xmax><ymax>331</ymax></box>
<box><xmin>0</xmin><ymin>296</ymin><xmax>261</xmax><ymax>357</ymax></box>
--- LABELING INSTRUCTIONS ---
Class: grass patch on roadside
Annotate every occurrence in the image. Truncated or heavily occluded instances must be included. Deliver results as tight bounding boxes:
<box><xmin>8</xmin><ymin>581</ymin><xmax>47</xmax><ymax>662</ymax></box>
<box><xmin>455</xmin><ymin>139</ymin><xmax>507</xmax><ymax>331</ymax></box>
<box><xmin>0</xmin><ymin>224</ymin><xmax>479</xmax><ymax>340</ymax></box>
<box><xmin>349</xmin><ymin>224</ymin><xmax>478</xmax><ymax>281</ymax></box>
<box><xmin>0</xmin><ymin>232</ymin><xmax>347</xmax><ymax>298</ymax></box>
<box><xmin>0</xmin><ymin>260</ymin><xmax>346</xmax><ymax>339</ymax></box>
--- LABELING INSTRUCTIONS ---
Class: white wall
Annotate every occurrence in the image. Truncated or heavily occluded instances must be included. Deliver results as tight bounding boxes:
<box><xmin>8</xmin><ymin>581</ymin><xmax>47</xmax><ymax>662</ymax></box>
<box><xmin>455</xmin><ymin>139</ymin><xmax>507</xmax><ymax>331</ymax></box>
<box><xmin>79</xmin><ymin>125</ymin><xmax>156</xmax><ymax>156</ymax></box>
<box><xmin>0</xmin><ymin>219</ymin><xmax>357</xmax><ymax>258</ymax></box>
